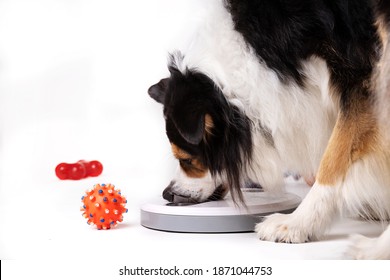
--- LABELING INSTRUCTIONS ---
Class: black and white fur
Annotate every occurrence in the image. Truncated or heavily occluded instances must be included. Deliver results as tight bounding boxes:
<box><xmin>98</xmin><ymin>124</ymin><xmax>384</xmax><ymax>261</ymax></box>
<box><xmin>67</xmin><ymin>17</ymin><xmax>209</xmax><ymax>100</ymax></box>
<box><xmin>148</xmin><ymin>0</ymin><xmax>390</xmax><ymax>259</ymax></box>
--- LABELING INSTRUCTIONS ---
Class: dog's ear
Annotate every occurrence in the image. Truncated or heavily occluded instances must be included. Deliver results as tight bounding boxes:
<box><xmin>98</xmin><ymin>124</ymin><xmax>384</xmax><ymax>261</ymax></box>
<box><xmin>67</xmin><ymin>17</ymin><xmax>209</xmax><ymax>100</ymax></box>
<box><xmin>172</xmin><ymin>110</ymin><xmax>206</xmax><ymax>145</ymax></box>
<box><xmin>148</xmin><ymin>78</ymin><xmax>169</xmax><ymax>104</ymax></box>
<box><xmin>174</xmin><ymin>113</ymin><xmax>214</xmax><ymax>145</ymax></box>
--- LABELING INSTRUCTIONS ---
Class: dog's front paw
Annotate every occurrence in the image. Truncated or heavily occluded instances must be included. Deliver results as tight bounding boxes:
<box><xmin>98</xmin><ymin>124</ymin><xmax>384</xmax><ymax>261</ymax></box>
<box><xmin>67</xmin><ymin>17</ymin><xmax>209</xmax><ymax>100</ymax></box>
<box><xmin>255</xmin><ymin>213</ymin><xmax>314</xmax><ymax>243</ymax></box>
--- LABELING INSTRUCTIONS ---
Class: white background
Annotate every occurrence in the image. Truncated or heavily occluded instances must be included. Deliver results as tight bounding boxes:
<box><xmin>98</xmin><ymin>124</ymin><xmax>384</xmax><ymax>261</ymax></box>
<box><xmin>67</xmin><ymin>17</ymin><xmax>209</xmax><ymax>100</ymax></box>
<box><xmin>0</xmin><ymin>0</ymin><xmax>388</xmax><ymax>279</ymax></box>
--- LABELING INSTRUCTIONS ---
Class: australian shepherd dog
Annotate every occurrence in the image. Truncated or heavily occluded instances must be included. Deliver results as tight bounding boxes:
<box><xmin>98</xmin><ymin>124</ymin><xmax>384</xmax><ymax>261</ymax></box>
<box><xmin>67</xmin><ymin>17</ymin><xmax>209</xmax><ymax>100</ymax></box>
<box><xmin>148</xmin><ymin>0</ymin><xmax>390</xmax><ymax>259</ymax></box>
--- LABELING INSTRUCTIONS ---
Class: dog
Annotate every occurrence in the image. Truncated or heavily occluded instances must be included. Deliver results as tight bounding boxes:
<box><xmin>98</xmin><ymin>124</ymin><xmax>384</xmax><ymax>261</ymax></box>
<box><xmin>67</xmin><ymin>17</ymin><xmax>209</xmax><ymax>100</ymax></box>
<box><xmin>148</xmin><ymin>0</ymin><xmax>390</xmax><ymax>259</ymax></box>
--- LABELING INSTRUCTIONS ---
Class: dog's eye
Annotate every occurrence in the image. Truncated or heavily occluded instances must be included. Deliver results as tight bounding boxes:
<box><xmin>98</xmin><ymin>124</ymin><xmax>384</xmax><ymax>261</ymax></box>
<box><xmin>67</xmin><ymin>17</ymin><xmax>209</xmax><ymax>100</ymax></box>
<box><xmin>179</xmin><ymin>158</ymin><xmax>193</xmax><ymax>166</ymax></box>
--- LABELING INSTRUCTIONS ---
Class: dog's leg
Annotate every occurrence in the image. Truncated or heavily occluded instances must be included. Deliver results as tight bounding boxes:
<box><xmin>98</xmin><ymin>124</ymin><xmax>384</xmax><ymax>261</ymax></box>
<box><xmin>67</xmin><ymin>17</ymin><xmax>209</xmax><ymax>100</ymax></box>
<box><xmin>255</xmin><ymin>181</ymin><xmax>338</xmax><ymax>242</ymax></box>
<box><xmin>256</xmin><ymin>98</ymin><xmax>379</xmax><ymax>243</ymax></box>
<box><xmin>347</xmin><ymin>224</ymin><xmax>390</xmax><ymax>259</ymax></box>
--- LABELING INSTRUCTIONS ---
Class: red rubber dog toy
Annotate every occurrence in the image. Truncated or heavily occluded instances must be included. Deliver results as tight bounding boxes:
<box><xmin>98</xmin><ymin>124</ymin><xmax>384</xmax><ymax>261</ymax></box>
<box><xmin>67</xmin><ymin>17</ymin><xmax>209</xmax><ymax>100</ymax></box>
<box><xmin>55</xmin><ymin>160</ymin><xmax>103</xmax><ymax>180</ymax></box>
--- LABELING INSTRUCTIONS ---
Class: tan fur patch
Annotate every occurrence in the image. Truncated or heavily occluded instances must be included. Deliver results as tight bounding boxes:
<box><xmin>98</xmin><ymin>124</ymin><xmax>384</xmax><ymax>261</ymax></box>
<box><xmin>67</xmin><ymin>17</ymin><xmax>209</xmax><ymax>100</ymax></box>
<box><xmin>171</xmin><ymin>144</ymin><xmax>207</xmax><ymax>178</ymax></box>
<box><xmin>203</xmin><ymin>113</ymin><xmax>215</xmax><ymax>144</ymax></box>
<box><xmin>171</xmin><ymin>143</ymin><xmax>191</xmax><ymax>160</ymax></box>
<box><xmin>205</xmin><ymin>114</ymin><xmax>214</xmax><ymax>135</ymax></box>
<box><xmin>182</xmin><ymin>158</ymin><xmax>208</xmax><ymax>178</ymax></box>
<box><xmin>317</xmin><ymin>99</ymin><xmax>380</xmax><ymax>185</ymax></box>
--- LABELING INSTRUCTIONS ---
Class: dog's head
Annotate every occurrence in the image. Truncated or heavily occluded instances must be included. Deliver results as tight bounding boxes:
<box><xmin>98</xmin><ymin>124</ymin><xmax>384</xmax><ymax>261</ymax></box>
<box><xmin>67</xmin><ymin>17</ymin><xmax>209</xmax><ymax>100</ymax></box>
<box><xmin>148</xmin><ymin>55</ymin><xmax>253</xmax><ymax>203</ymax></box>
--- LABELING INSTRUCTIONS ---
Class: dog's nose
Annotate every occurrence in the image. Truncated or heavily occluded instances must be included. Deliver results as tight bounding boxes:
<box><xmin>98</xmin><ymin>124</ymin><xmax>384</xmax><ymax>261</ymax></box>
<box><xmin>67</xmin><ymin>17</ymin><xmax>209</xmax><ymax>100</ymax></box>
<box><xmin>162</xmin><ymin>181</ymin><xmax>193</xmax><ymax>203</ymax></box>
<box><xmin>162</xmin><ymin>181</ymin><xmax>175</xmax><ymax>202</ymax></box>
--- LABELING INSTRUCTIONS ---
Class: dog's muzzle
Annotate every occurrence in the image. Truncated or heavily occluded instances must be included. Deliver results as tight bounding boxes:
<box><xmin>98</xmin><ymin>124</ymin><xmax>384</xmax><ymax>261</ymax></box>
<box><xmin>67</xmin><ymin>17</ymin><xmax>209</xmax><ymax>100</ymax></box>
<box><xmin>162</xmin><ymin>181</ymin><xmax>227</xmax><ymax>203</ymax></box>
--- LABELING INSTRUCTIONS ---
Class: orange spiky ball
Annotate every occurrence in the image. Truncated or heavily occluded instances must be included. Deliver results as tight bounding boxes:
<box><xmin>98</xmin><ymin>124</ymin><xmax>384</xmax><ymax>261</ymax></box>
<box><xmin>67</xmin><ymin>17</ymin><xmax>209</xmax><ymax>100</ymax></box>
<box><xmin>81</xmin><ymin>183</ymin><xmax>127</xmax><ymax>230</ymax></box>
